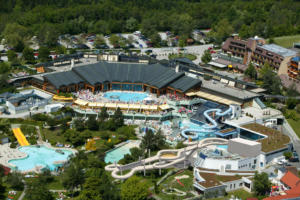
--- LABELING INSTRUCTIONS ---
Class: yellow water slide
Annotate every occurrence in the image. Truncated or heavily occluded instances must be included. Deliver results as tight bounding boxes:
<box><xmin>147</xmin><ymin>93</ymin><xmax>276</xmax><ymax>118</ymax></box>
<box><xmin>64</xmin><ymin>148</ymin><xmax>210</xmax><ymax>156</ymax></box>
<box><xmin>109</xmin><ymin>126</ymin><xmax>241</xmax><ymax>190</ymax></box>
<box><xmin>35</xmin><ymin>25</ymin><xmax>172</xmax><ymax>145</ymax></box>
<box><xmin>12</xmin><ymin>128</ymin><xmax>30</xmax><ymax>146</ymax></box>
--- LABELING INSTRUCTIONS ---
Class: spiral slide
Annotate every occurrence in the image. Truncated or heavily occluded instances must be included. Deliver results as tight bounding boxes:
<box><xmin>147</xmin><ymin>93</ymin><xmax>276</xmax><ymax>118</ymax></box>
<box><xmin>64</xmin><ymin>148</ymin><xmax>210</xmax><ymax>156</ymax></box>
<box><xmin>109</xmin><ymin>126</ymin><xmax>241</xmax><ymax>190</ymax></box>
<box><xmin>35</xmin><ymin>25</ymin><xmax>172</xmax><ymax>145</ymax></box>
<box><xmin>202</xmin><ymin>107</ymin><xmax>232</xmax><ymax>129</ymax></box>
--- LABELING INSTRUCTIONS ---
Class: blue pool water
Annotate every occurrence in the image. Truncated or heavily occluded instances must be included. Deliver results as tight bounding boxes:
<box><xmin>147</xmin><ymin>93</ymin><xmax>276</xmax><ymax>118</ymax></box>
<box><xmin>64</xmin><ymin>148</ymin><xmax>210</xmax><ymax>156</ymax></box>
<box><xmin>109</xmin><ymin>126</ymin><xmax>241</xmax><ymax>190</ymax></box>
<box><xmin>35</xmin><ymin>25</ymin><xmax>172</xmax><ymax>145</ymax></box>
<box><xmin>162</xmin><ymin>120</ymin><xmax>171</xmax><ymax>126</ymax></box>
<box><xmin>217</xmin><ymin>145</ymin><xmax>228</xmax><ymax>149</ymax></box>
<box><xmin>9</xmin><ymin>146</ymin><xmax>73</xmax><ymax>171</ymax></box>
<box><xmin>105</xmin><ymin>141</ymin><xmax>140</xmax><ymax>163</ymax></box>
<box><xmin>103</xmin><ymin>91</ymin><xmax>148</xmax><ymax>102</ymax></box>
<box><xmin>180</xmin><ymin>121</ymin><xmax>216</xmax><ymax>140</ymax></box>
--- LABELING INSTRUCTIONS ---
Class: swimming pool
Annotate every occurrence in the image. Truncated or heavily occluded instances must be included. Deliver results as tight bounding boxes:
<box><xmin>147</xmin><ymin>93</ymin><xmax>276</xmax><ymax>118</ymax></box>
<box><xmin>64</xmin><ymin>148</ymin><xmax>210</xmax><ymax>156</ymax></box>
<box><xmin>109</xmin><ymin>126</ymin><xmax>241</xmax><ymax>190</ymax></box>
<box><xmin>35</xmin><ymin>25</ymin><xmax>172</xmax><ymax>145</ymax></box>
<box><xmin>105</xmin><ymin>140</ymin><xmax>141</xmax><ymax>164</ymax></box>
<box><xmin>180</xmin><ymin>121</ymin><xmax>216</xmax><ymax>140</ymax></box>
<box><xmin>103</xmin><ymin>91</ymin><xmax>148</xmax><ymax>102</ymax></box>
<box><xmin>8</xmin><ymin>146</ymin><xmax>73</xmax><ymax>171</ymax></box>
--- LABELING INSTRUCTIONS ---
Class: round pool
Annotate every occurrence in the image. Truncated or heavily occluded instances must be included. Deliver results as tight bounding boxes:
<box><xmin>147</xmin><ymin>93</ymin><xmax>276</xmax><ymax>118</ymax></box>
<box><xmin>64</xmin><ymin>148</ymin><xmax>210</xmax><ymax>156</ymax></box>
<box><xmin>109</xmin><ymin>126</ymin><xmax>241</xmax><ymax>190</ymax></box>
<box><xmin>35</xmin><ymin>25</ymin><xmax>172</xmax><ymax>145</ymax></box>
<box><xmin>103</xmin><ymin>91</ymin><xmax>148</xmax><ymax>102</ymax></box>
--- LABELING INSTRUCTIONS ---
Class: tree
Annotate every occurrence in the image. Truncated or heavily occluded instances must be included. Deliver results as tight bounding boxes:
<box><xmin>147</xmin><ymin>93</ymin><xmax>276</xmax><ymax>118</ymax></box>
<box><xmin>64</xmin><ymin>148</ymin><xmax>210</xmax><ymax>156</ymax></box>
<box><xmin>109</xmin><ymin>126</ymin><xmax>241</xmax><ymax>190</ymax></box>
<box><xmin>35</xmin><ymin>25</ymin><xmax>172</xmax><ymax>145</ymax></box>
<box><xmin>244</xmin><ymin>63</ymin><xmax>257</xmax><ymax>79</ymax></box>
<box><xmin>253</xmin><ymin>172</ymin><xmax>271</xmax><ymax>196</ymax></box>
<box><xmin>85</xmin><ymin>139</ymin><xmax>96</xmax><ymax>151</ymax></box>
<box><xmin>99</xmin><ymin>107</ymin><xmax>109</xmax><ymax>121</ymax></box>
<box><xmin>0</xmin><ymin>180</ymin><xmax>5</xmax><ymax>200</ymax></box>
<box><xmin>22</xmin><ymin>47</ymin><xmax>35</xmax><ymax>63</ymax></box>
<box><xmin>0</xmin><ymin>62</ymin><xmax>10</xmax><ymax>74</ymax></box>
<box><xmin>7</xmin><ymin>50</ymin><xmax>19</xmax><ymax>65</ymax></box>
<box><xmin>286</xmin><ymin>98</ymin><xmax>298</xmax><ymax>109</ymax></box>
<box><xmin>121</xmin><ymin>176</ymin><xmax>149</xmax><ymax>200</ymax></box>
<box><xmin>62</xmin><ymin>163</ymin><xmax>84</xmax><ymax>197</ymax></box>
<box><xmin>109</xmin><ymin>34</ymin><xmax>120</xmax><ymax>47</ymax></box>
<box><xmin>3</xmin><ymin>23</ymin><xmax>28</xmax><ymax>51</ymax></box>
<box><xmin>201</xmin><ymin>50</ymin><xmax>212</xmax><ymax>64</ymax></box>
<box><xmin>7</xmin><ymin>172</ymin><xmax>24</xmax><ymax>190</ymax></box>
<box><xmin>125</xmin><ymin>17</ymin><xmax>138</xmax><ymax>32</ymax></box>
<box><xmin>113</xmin><ymin>107</ymin><xmax>124</xmax><ymax>128</ymax></box>
<box><xmin>37</xmin><ymin>24</ymin><xmax>59</xmax><ymax>47</ymax></box>
<box><xmin>149</xmin><ymin>33</ymin><xmax>161</xmax><ymax>47</ymax></box>
<box><xmin>209</xmin><ymin>19</ymin><xmax>234</xmax><ymax>45</ymax></box>
<box><xmin>86</xmin><ymin>116</ymin><xmax>98</xmax><ymax>131</ymax></box>
<box><xmin>25</xmin><ymin>179</ymin><xmax>54</xmax><ymax>200</ymax></box>
<box><xmin>74</xmin><ymin>118</ymin><xmax>85</xmax><ymax>131</ymax></box>
<box><xmin>261</xmin><ymin>68</ymin><xmax>281</xmax><ymax>94</ymax></box>
<box><xmin>140</xmin><ymin>129</ymin><xmax>165</xmax><ymax>152</ymax></box>
<box><xmin>283</xmin><ymin>151</ymin><xmax>293</xmax><ymax>160</ymax></box>
<box><xmin>286</xmin><ymin>83</ymin><xmax>299</xmax><ymax>97</ymax></box>
<box><xmin>38</xmin><ymin>46</ymin><xmax>50</xmax><ymax>62</ymax></box>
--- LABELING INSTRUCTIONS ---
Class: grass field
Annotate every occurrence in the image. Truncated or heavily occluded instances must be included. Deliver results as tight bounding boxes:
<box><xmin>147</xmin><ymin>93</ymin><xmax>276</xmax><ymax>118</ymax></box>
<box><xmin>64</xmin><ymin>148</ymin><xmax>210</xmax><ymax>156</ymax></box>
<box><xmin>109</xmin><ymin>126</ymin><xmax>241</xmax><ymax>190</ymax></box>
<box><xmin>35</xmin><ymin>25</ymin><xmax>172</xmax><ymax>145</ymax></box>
<box><xmin>272</xmin><ymin>35</ymin><xmax>300</xmax><ymax>48</ymax></box>
<box><xmin>168</xmin><ymin>53</ymin><xmax>197</xmax><ymax>61</ymax></box>
<box><xmin>210</xmin><ymin>189</ymin><xmax>254</xmax><ymax>200</ymax></box>
<box><xmin>285</xmin><ymin>110</ymin><xmax>300</xmax><ymax>139</ymax></box>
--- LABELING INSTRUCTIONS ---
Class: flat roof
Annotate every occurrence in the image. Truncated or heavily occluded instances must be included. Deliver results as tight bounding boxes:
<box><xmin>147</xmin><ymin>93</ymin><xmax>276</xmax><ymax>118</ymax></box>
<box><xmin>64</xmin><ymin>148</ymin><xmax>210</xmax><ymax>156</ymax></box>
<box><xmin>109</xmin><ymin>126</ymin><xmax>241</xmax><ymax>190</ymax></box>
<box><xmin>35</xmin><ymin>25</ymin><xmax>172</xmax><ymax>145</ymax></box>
<box><xmin>261</xmin><ymin>44</ymin><xmax>297</xmax><ymax>57</ymax></box>
<box><xmin>208</xmin><ymin>61</ymin><xmax>227</xmax><ymax>68</ymax></box>
<box><xmin>200</xmin><ymin>78</ymin><xmax>260</xmax><ymax>100</ymax></box>
<box><xmin>230</xmin><ymin>137</ymin><xmax>260</xmax><ymax>146</ymax></box>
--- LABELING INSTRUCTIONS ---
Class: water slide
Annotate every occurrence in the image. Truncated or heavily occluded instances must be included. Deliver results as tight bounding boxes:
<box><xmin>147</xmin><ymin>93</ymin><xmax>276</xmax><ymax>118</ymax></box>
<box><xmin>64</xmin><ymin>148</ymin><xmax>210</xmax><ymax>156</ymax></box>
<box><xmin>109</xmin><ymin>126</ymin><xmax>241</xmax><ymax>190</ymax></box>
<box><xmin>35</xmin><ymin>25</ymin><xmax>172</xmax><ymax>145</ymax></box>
<box><xmin>202</xmin><ymin>107</ymin><xmax>232</xmax><ymax>129</ymax></box>
<box><xmin>105</xmin><ymin>138</ymin><xmax>228</xmax><ymax>179</ymax></box>
<box><xmin>12</xmin><ymin>128</ymin><xmax>30</xmax><ymax>146</ymax></box>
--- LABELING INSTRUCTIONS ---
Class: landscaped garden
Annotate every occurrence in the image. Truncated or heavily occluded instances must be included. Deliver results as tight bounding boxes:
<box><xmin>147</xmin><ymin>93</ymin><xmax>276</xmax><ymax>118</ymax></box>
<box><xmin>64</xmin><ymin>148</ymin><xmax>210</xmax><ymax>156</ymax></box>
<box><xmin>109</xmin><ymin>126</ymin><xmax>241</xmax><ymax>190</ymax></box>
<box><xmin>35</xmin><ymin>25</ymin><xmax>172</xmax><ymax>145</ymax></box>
<box><xmin>242</xmin><ymin>123</ymin><xmax>290</xmax><ymax>152</ymax></box>
<box><xmin>272</xmin><ymin>34</ymin><xmax>300</xmax><ymax>48</ymax></box>
<box><xmin>168</xmin><ymin>53</ymin><xmax>197</xmax><ymax>61</ymax></box>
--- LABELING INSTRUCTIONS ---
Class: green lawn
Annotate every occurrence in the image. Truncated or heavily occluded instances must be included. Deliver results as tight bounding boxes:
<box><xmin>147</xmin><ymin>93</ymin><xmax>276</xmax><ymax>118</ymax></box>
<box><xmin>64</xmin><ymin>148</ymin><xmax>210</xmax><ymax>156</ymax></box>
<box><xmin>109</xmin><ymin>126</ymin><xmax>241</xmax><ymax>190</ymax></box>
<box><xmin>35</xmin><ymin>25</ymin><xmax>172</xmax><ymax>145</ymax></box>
<box><xmin>168</xmin><ymin>53</ymin><xmax>197</xmax><ymax>61</ymax></box>
<box><xmin>156</xmin><ymin>169</ymin><xmax>195</xmax><ymax>200</ymax></box>
<box><xmin>272</xmin><ymin>34</ymin><xmax>300</xmax><ymax>48</ymax></box>
<box><xmin>286</xmin><ymin>110</ymin><xmax>300</xmax><ymax>138</ymax></box>
<box><xmin>210</xmin><ymin>189</ymin><xmax>254</xmax><ymax>200</ymax></box>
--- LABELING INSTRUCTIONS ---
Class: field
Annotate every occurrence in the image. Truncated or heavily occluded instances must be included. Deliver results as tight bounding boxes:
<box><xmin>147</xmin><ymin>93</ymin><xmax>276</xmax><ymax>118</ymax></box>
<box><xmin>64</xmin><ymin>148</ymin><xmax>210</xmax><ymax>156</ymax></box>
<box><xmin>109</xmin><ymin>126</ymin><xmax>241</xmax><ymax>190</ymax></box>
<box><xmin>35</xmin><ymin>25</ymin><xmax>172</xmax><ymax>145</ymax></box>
<box><xmin>168</xmin><ymin>53</ymin><xmax>197</xmax><ymax>61</ymax></box>
<box><xmin>272</xmin><ymin>35</ymin><xmax>300</xmax><ymax>48</ymax></box>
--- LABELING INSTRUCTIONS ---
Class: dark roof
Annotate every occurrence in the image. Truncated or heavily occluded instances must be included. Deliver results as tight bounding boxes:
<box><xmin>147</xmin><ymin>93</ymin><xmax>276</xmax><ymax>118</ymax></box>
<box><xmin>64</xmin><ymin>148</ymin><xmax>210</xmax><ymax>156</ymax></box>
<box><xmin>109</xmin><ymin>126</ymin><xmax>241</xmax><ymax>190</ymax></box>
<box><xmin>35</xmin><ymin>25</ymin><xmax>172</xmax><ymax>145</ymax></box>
<box><xmin>173</xmin><ymin>57</ymin><xmax>195</xmax><ymax>66</ymax></box>
<box><xmin>169</xmin><ymin>76</ymin><xmax>201</xmax><ymax>92</ymax></box>
<box><xmin>44</xmin><ymin>62</ymin><xmax>200</xmax><ymax>91</ymax></box>
<box><xmin>44</xmin><ymin>71</ymin><xmax>84</xmax><ymax>88</ymax></box>
<box><xmin>0</xmin><ymin>92</ymin><xmax>14</xmax><ymax>99</ymax></box>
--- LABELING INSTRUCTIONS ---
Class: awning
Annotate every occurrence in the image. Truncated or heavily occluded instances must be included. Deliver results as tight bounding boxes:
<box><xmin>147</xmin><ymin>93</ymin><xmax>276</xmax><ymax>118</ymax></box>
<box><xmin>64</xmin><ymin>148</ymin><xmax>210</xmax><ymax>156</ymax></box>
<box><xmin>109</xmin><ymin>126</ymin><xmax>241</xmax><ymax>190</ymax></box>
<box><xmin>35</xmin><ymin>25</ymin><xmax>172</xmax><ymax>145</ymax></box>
<box><xmin>74</xmin><ymin>99</ymin><xmax>88</xmax><ymax>106</ymax></box>
<box><xmin>129</xmin><ymin>104</ymin><xmax>141</xmax><ymax>109</ymax></box>
<box><xmin>88</xmin><ymin>102</ymin><xmax>97</xmax><ymax>107</ymax></box>
<box><xmin>193</xmin><ymin>91</ymin><xmax>242</xmax><ymax>105</ymax></box>
<box><xmin>208</xmin><ymin>61</ymin><xmax>227</xmax><ymax>68</ymax></box>
<box><xmin>186</xmin><ymin>92</ymin><xmax>196</xmax><ymax>96</ymax></box>
<box><xmin>118</xmin><ymin>104</ymin><xmax>129</xmax><ymax>109</ymax></box>
<box><xmin>159</xmin><ymin>104</ymin><xmax>171</xmax><ymax>110</ymax></box>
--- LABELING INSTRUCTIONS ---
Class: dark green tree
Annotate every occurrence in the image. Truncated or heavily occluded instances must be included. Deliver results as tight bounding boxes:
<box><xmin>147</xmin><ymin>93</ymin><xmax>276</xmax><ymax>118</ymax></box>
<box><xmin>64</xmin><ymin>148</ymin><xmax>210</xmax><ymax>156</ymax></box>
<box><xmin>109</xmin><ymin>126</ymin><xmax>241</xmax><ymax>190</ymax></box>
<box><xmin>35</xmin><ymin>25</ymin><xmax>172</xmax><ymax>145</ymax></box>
<box><xmin>74</xmin><ymin>118</ymin><xmax>85</xmax><ymax>131</ymax></box>
<box><xmin>25</xmin><ymin>179</ymin><xmax>54</xmax><ymax>200</ymax></box>
<box><xmin>22</xmin><ymin>47</ymin><xmax>35</xmax><ymax>63</ymax></box>
<box><xmin>86</xmin><ymin>116</ymin><xmax>99</xmax><ymax>131</ymax></box>
<box><xmin>7</xmin><ymin>172</ymin><xmax>24</xmax><ymax>190</ymax></box>
<box><xmin>38</xmin><ymin>46</ymin><xmax>50</xmax><ymax>62</ymax></box>
<box><xmin>99</xmin><ymin>107</ymin><xmax>109</xmax><ymax>121</ymax></box>
<box><xmin>7</xmin><ymin>50</ymin><xmax>19</xmax><ymax>65</ymax></box>
<box><xmin>253</xmin><ymin>172</ymin><xmax>271</xmax><ymax>196</ymax></box>
<box><xmin>201</xmin><ymin>50</ymin><xmax>212</xmax><ymax>64</ymax></box>
<box><xmin>245</xmin><ymin>63</ymin><xmax>257</xmax><ymax>80</ymax></box>
<box><xmin>62</xmin><ymin>163</ymin><xmax>84</xmax><ymax>197</ymax></box>
<box><xmin>121</xmin><ymin>176</ymin><xmax>149</xmax><ymax>200</ymax></box>
<box><xmin>0</xmin><ymin>62</ymin><xmax>10</xmax><ymax>74</ymax></box>
<box><xmin>113</xmin><ymin>107</ymin><xmax>124</xmax><ymax>128</ymax></box>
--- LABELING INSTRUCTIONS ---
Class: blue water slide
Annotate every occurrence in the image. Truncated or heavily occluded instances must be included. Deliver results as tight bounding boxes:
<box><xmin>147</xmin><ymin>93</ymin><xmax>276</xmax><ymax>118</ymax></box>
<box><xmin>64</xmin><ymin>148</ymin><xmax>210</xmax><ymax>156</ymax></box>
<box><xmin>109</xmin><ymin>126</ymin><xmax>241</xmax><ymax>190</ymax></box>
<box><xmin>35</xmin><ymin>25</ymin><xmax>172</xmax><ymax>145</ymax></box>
<box><xmin>203</xmin><ymin>107</ymin><xmax>232</xmax><ymax>129</ymax></box>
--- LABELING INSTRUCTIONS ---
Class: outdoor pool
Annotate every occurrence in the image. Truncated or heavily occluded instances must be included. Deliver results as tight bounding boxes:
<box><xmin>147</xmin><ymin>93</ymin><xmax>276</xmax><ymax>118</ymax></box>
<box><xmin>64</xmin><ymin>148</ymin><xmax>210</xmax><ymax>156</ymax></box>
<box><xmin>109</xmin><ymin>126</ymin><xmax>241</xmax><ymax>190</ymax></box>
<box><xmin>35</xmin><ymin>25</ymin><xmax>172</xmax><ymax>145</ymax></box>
<box><xmin>105</xmin><ymin>140</ymin><xmax>141</xmax><ymax>164</ymax></box>
<box><xmin>8</xmin><ymin>146</ymin><xmax>73</xmax><ymax>172</ymax></box>
<box><xmin>103</xmin><ymin>91</ymin><xmax>148</xmax><ymax>102</ymax></box>
<box><xmin>180</xmin><ymin>120</ymin><xmax>216</xmax><ymax>140</ymax></box>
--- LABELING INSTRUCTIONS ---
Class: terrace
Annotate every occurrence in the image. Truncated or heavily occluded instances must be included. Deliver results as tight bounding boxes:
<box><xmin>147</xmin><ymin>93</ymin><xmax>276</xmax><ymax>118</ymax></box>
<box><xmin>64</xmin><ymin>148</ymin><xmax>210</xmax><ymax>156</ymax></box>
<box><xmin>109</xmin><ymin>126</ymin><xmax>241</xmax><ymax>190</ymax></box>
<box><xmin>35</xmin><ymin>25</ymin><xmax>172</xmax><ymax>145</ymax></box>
<box><xmin>196</xmin><ymin>172</ymin><xmax>243</xmax><ymax>188</ymax></box>
<box><xmin>242</xmin><ymin>123</ymin><xmax>290</xmax><ymax>153</ymax></box>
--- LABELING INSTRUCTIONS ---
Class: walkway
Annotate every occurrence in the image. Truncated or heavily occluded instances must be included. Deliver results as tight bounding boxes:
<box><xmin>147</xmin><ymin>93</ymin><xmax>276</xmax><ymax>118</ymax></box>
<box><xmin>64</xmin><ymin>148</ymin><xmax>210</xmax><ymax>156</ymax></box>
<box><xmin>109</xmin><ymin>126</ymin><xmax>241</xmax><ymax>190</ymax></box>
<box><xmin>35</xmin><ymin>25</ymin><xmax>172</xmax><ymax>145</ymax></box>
<box><xmin>105</xmin><ymin>138</ymin><xmax>228</xmax><ymax>179</ymax></box>
<box><xmin>12</xmin><ymin>128</ymin><xmax>30</xmax><ymax>146</ymax></box>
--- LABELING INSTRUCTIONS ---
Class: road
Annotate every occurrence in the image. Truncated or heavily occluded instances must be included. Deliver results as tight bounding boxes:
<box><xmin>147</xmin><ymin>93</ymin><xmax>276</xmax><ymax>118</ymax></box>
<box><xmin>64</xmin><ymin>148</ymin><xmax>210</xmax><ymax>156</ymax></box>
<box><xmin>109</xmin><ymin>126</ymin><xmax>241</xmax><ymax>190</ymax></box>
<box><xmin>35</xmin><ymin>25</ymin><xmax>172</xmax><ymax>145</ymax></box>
<box><xmin>282</xmin><ymin>120</ymin><xmax>300</xmax><ymax>169</ymax></box>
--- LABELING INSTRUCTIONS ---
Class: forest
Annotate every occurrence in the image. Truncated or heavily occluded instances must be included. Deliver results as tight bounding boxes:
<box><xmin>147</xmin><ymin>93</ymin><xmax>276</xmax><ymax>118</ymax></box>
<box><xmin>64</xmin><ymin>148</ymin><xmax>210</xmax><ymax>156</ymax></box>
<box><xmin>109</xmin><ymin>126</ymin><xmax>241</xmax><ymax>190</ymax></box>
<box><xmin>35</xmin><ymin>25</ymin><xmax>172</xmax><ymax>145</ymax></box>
<box><xmin>0</xmin><ymin>0</ymin><xmax>299</xmax><ymax>40</ymax></box>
